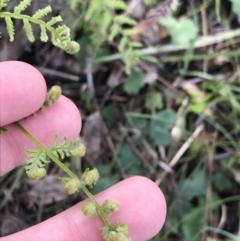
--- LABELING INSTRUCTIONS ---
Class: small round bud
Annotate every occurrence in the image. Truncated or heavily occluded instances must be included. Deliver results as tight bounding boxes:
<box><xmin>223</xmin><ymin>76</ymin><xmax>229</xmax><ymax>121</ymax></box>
<box><xmin>43</xmin><ymin>85</ymin><xmax>62</xmax><ymax>107</ymax></box>
<box><xmin>60</xmin><ymin>178</ymin><xmax>81</xmax><ymax>195</ymax></box>
<box><xmin>81</xmin><ymin>202</ymin><xmax>97</xmax><ymax>216</ymax></box>
<box><xmin>71</xmin><ymin>144</ymin><xmax>86</xmax><ymax>157</ymax></box>
<box><xmin>101</xmin><ymin>225</ymin><xmax>132</xmax><ymax>241</ymax></box>
<box><xmin>108</xmin><ymin>231</ymin><xmax>130</xmax><ymax>241</ymax></box>
<box><xmin>102</xmin><ymin>200</ymin><xmax>118</xmax><ymax>215</ymax></box>
<box><xmin>65</xmin><ymin>41</ymin><xmax>80</xmax><ymax>54</ymax></box>
<box><xmin>82</xmin><ymin>168</ymin><xmax>100</xmax><ymax>188</ymax></box>
<box><xmin>26</xmin><ymin>168</ymin><xmax>46</xmax><ymax>180</ymax></box>
<box><xmin>115</xmin><ymin>223</ymin><xmax>128</xmax><ymax>235</ymax></box>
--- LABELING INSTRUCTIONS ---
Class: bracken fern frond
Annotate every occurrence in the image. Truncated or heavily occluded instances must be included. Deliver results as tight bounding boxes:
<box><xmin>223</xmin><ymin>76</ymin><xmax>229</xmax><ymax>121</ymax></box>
<box><xmin>32</xmin><ymin>6</ymin><xmax>52</xmax><ymax>19</ymax></box>
<box><xmin>81</xmin><ymin>0</ymin><xmax>142</xmax><ymax>73</ymax></box>
<box><xmin>104</xmin><ymin>0</ymin><xmax>127</xmax><ymax>10</ymax></box>
<box><xmin>0</xmin><ymin>0</ymin><xmax>80</xmax><ymax>54</ymax></box>
<box><xmin>5</xmin><ymin>16</ymin><xmax>14</xmax><ymax>42</ymax></box>
<box><xmin>14</xmin><ymin>0</ymin><xmax>31</xmax><ymax>14</ymax></box>
<box><xmin>0</xmin><ymin>0</ymin><xmax>10</xmax><ymax>11</ymax></box>
<box><xmin>23</xmin><ymin>19</ymin><xmax>35</xmax><ymax>42</ymax></box>
<box><xmin>25</xmin><ymin>135</ymin><xmax>85</xmax><ymax>176</ymax></box>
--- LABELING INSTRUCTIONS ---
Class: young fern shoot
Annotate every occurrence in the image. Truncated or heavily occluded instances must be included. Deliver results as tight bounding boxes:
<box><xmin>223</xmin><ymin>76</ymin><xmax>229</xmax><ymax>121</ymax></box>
<box><xmin>0</xmin><ymin>0</ymin><xmax>80</xmax><ymax>54</ymax></box>
<box><xmin>1</xmin><ymin>2</ymin><xmax>132</xmax><ymax>239</ymax></box>
<box><xmin>14</xmin><ymin>86</ymin><xmax>132</xmax><ymax>241</ymax></box>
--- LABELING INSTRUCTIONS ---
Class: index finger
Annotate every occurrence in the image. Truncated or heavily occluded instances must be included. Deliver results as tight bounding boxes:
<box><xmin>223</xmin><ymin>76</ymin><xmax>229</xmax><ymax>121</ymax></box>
<box><xmin>0</xmin><ymin>61</ymin><xmax>47</xmax><ymax>126</ymax></box>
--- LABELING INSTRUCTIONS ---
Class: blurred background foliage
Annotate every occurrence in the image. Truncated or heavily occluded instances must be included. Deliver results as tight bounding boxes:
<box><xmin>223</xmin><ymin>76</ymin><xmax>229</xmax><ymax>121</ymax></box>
<box><xmin>1</xmin><ymin>0</ymin><xmax>240</xmax><ymax>240</ymax></box>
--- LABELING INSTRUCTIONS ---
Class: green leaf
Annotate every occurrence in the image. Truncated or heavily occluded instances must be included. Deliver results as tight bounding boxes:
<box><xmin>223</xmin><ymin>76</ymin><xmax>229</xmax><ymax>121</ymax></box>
<box><xmin>151</xmin><ymin>110</ymin><xmax>177</xmax><ymax>128</ymax></box>
<box><xmin>46</xmin><ymin>16</ymin><xmax>63</xmax><ymax>27</ymax></box>
<box><xmin>160</xmin><ymin>17</ymin><xmax>198</xmax><ymax>46</ymax></box>
<box><xmin>179</xmin><ymin>169</ymin><xmax>208</xmax><ymax>201</ymax></box>
<box><xmin>102</xmin><ymin>105</ymin><xmax>120</xmax><ymax>128</ymax></box>
<box><xmin>114</xmin><ymin>15</ymin><xmax>136</xmax><ymax>25</ymax></box>
<box><xmin>145</xmin><ymin>91</ymin><xmax>163</xmax><ymax>111</ymax></box>
<box><xmin>5</xmin><ymin>17</ymin><xmax>15</xmax><ymax>42</ymax></box>
<box><xmin>118</xmin><ymin>142</ymin><xmax>142</xmax><ymax>173</ymax></box>
<box><xmin>101</xmin><ymin>11</ymin><xmax>113</xmax><ymax>33</ymax></box>
<box><xmin>150</xmin><ymin>110</ymin><xmax>177</xmax><ymax>146</ymax></box>
<box><xmin>40</xmin><ymin>25</ymin><xmax>48</xmax><ymax>42</ymax></box>
<box><xmin>130</xmin><ymin>117</ymin><xmax>147</xmax><ymax>130</ymax></box>
<box><xmin>230</xmin><ymin>0</ymin><xmax>240</xmax><ymax>23</ymax></box>
<box><xmin>150</xmin><ymin>127</ymin><xmax>172</xmax><ymax>146</ymax></box>
<box><xmin>23</xmin><ymin>19</ymin><xmax>35</xmax><ymax>42</ymax></box>
<box><xmin>85</xmin><ymin>0</ymin><xmax>102</xmax><ymax>20</ymax></box>
<box><xmin>212</xmin><ymin>173</ymin><xmax>233</xmax><ymax>192</ymax></box>
<box><xmin>129</xmin><ymin>41</ymin><xmax>143</xmax><ymax>48</ymax></box>
<box><xmin>32</xmin><ymin>6</ymin><xmax>52</xmax><ymax>19</ymax></box>
<box><xmin>0</xmin><ymin>0</ymin><xmax>10</xmax><ymax>11</ymax></box>
<box><xmin>123</xmin><ymin>70</ymin><xmax>145</xmax><ymax>94</ymax></box>
<box><xmin>104</xmin><ymin>0</ymin><xmax>127</xmax><ymax>10</ymax></box>
<box><xmin>118</xmin><ymin>36</ymin><xmax>128</xmax><ymax>52</ymax></box>
<box><xmin>14</xmin><ymin>0</ymin><xmax>31</xmax><ymax>14</ymax></box>
<box><xmin>144</xmin><ymin>0</ymin><xmax>156</xmax><ymax>6</ymax></box>
<box><xmin>182</xmin><ymin>201</ymin><xmax>205</xmax><ymax>241</ymax></box>
<box><xmin>109</xmin><ymin>25</ymin><xmax>120</xmax><ymax>41</ymax></box>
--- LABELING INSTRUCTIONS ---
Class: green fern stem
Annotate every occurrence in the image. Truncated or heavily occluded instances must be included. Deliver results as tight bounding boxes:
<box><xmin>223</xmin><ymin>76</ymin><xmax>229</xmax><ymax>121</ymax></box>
<box><xmin>0</xmin><ymin>12</ymin><xmax>61</xmax><ymax>40</ymax></box>
<box><xmin>14</xmin><ymin>122</ymin><xmax>113</xmax><ymax>229</ymax></box>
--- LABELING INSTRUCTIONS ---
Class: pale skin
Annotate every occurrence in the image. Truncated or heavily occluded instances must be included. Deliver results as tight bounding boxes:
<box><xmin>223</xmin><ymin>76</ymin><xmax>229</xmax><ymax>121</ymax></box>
<box><xmin>0</xmin><ymin>61</ymin><xmax>167</xmax><ymax>241</ymax></box>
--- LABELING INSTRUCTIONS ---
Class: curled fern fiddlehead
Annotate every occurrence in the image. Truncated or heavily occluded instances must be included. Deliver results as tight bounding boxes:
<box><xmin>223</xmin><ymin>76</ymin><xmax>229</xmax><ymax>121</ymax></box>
<box><xmin>0</xmin><ymin>0</ymin><xmax>80</xmax><ymax>54</ymax></box>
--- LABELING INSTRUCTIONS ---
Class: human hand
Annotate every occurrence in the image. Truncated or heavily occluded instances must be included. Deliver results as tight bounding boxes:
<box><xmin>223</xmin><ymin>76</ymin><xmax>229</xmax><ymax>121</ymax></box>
<box><xmin>0</xmin><ymin>61</ymin><xmax>166</xmax><ymax>241</ymax></box>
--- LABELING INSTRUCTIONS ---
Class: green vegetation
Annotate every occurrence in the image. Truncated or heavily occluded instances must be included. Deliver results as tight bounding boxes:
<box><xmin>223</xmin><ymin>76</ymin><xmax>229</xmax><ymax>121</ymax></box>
<box><xmin>1</xmin><ymin>0</ymin><xmax>240</xmax><ymax>240</ymax></box>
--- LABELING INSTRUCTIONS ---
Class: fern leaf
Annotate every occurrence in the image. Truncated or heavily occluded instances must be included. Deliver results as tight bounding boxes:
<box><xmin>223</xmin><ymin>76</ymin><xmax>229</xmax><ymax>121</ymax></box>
<box><xmin>32</xmin><ymin>6</ymin><xmax>52</xmax><ymax>19</ymax></box>
<box><xmin>101</xmin><ymin>11</ymin><xmax>113</xmax><ymax>33</ymax></box>
<box><xmin>114</xmin><ymin>15</ymin><xmax>137</xmax><ymax>25</ymax></box>
<box><xmin>109</xmin><ymin>25</ymin><xmax>120</xmax><ymax>41</ymax></box>
<box><xmin>122</xmin><ymin>28</ymin><xmax>139</xmax><ymax>36</ymax></box>
<box><xmin>23</xmin><ymin>19</ymin><xmax>35</xmax><ymax>42</ymax></box>
<box><xmin>104</xmin><ymin>0</ymin><xmax>127</xmax><ymax>10</ymax></box>
<box><xmin>144</xmin><ymin>0</ymin><xmax>156</xmax><ymax>6</ymax></box>
<box><xmin>14</xmin><ymin>0</ymin><xmax>32</xmax><ymax>14</ymax></box>
<box><xmin>0</xmin><ymin>0</ymin><xmax>10</xmax><ymax>11</ymax></box>
<box><xmin>40</xmin><ymin>25</ymin><xmax>48</xmax><ymax>42</ymax></box>
<box><xmin>129</xmin><ymin>41</ymin><xmax>143</xmax><ymax>48</ymax></box>
<box><xmin>46</xmin><ymin>16</ymin><xmax>63</xmax><ymax>26</ymax></box>
<box><xmin>25</xmin><ymin>149</ymin><xmax>49</xmax><ymax>171</ymax></box>
<box><xmin>56</xmin><ymin>25</ymin><xmax>70</xmax><ymax>39</ymax></box>
<box><xmin>85</xmin><ymin>0</ymin><xmax>102</xmax><ymax>20</ymax></box>
<box><xmin>5</xmin><ymin>16</ymin><xmax>15</xmax><ymax>42</ymax></box>
<box><xmin>118</xmin><ymin>36</ymin><xmax>128</xmax><ymax>52</ymax></box>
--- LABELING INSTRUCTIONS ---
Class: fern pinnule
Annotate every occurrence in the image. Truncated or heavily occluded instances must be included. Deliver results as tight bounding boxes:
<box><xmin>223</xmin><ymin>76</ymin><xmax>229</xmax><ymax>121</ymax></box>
<box><xmin>23</xmin><ymin>19</ymin><xmax>35</xmax><ymax>42</ymax></box>
<box><xmin>118</xmin><ymin>36</ymin><xmax>128</xmax><ymax>52</ymax></box>
<box><xmin>104</xmin><ymin>0</ymin><xmax>127</xmax><ymax>10</ymax></box>
<box><xmin>50</xmin><ymin>135</ymin><xmax>86</xmax><ymax>159</ymax></box>
<box><xmin>14</xmin><ymin>0</ymin><xmax>31</xmax><ymax>14</ymax></box>
<box><xmin>85</xmin><ymin>0</ymin><xmax>102</xmax><ymax>20</ymax></box>
<box><xmin>33</xmin><ymin>6</ymin><xmax>52</xmax><ymax>19</ymax></box>
<box><xmin>101</xmin><ymin>11</ymin><xmax>113</xmax><ymax>33</ymax></box>
<box><xmin>40</xmin><ymin>25</ymin><xmax>48</xmax><ymax>42</ymax></box>
<box><xmin>46</xmin><ymin>16</ymin><xmax>63</xmax><ymax>27</ymax></box>
<box><xmin>114</xmin><ymin>15</ymin><xmax>136</xmax><ymax>25</ymax></box>
<box><xmin>0</xmin><ymin>0</ymin><xmax>10</xmax><ymax>11</ymax></box>
<box><xmin>109</xmin><ymin>25</ymin><xmax>120</xmax><ymax>41</ymax></box>
<box><xmin>5</xmin><ymin>16</ymin><xmax>15</xmax><ymax>42</ymax></box>
<box><xmin>1</xmin><ymin>1</ymin><xmax>80</xmax><ymax>54</ymax></box>
<box><xmin>129</xmin><ymin>41</ymin><xmax>142</xmax><ymax>48</ymax></box>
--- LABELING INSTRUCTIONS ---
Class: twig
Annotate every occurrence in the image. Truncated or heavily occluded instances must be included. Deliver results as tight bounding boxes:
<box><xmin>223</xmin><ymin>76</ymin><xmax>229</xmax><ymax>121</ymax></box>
<box><xmin>155</xmin><ymin>124</ymin><xmax>204</xmax><ymax>185</ymax></box>
<box><xmin>95</xmin><ymin>29</ymin><xmax>240</xmax><ymax>63</ymax></box>
<box><xmin>36</xmin><ymin>66</ymin><xmax>80</xmax><ymax>82</ymax></box>
<box><xmin>168</xmin><ymin>124</ymin><xmax>204</xmax><ymax>168</ymax></box>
